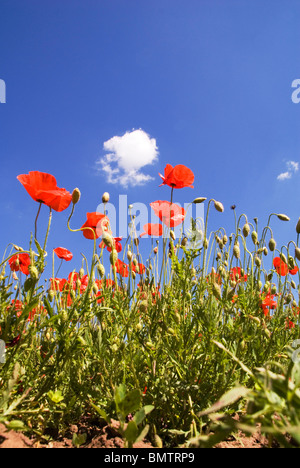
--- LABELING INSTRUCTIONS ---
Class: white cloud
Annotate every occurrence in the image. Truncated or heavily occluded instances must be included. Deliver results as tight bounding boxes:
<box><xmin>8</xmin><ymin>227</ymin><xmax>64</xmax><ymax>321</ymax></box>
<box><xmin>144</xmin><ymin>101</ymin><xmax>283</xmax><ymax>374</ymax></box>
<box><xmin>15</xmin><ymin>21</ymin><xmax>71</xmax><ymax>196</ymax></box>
<box><xmin>97</xmin><ymin>129</ymin><xmax>159</xmax><ymax>187</ymax></box>
<box><xmin>277</xmin><ymin>160</ymin><xmax>299</xmax><ymax>181</ymax></box>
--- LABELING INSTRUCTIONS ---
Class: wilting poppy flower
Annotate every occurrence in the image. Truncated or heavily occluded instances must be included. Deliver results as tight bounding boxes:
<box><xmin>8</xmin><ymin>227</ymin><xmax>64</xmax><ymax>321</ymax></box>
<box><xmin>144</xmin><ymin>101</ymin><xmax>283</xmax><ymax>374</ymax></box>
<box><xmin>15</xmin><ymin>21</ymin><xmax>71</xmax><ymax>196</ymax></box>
<box><xmin>99</xmin><ymin>237</ymin><xmax>123</xmax><ymax>253</ymax></box>
<box><xmin>273</xmin><ymin>257</ymin><xmax>299</xmax><ymax>276</ymax></box>
<box><xmin>115</xmin><ymin>259</ymin><xmax>129</xmax><ymax>278</ymax></box>
<box><xmin>17</xmin><ymin>171</ymin><xmax>72</xmax><ymax>212</ymax></box>
<box><xmin>81</xmin><ymin>212</ymin><xmax>110</xmax><ymax>240</ymax></box>
<box><xmin>140</xmin><ymin>223</ymin><xmax>163</xmax><ymax>238</ymax></box>
<box><xmin>150</xmin><ymin>201</ymin><xmax>186</xmax><ymax>228</ymax></box>
<box><xmin>159</xmin><ymin>164</ymin><xmax>194</xmax><ymax>189</ymax></box>
<box><xmin>230</xmin><ymin>267</ymin><xmax>247</xmax><ymax>282</ymax></box>
<box><xmin>54</xmin><ymin>247</ymin><xmax>73</xmax><ymax>262</ymax></box>
<box><xmin>9</xmin><ymin>253</ymin><xmax>31</xmax><ymax>276</ymax></box>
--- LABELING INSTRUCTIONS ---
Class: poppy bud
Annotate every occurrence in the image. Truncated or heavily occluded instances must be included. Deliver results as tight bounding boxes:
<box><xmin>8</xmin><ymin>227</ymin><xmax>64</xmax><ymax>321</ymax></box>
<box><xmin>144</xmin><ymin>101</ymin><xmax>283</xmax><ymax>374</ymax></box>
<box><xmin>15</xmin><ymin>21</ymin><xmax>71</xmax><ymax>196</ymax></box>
<box><xmin>214</xmin><ymin>200</ymin><xmax>224</xmax><ymax>213</ymax></box>
<box><xmin>277</xmin><ymin>213</ymin><xmax>290</xmax><ymax>222</ymax></box>
<box><xmin>97</xmin><ymin>264</ymin><xmax>105</xmax><ymax>277</ymax></box>
<box><xmin>251</xmin><ymin>231</ymin><xmax>258</xmax><ymax>245</ymax></box>
<box><xmin>193</xmin><ymin>197</ymin><xmax>207</xmax><ymax>204</ymax></box>
<box><xmin>255</xmin><ymin>256</ymin><xmax>261</xmax><ymax>267</ymax></box>
<box><xmin>110</xmin><ymin>251</ymin><xmax>118</xmax><ymax>265</ymax></box>
<box><xmin>269</xmin><ymin>238</ymin><xmax>276</xmax><ymax>251</ymax></box>
<box><xmin>181</xmin><ymin>237</ymin><xmax>188</xmax><ymax>247</ymax></box>
<box><xmin>102</xmin><ymin>232</ymin><xmax>113</xmax><ymax>248</ymax></box>
<box><xmin>170</xmin><ymin>230</ymin><xmax>176</xmax><ymax>241</ymax></box>
<box><xmin>295</xmin><ymin>247</ymin><xmax>300</xmax><ymax>261</ymax></box>
<box><xmin>222</xmin><ymin>235</ymin><xmax>228</xmax><ymax>245</ymax></box>
<box><xmin>271</xmin><ymin>284</ymin><xmax>277</xmax><ymax>294</ymax></box>
<box><xmin>288</xmin><ymin>256</ymin><xmax>295</xmax><ymax>269</ymax></box>
<box><xmin>280</xmin><ymin>252</ymin><xmax>287</xmax><ymax>264</ymax></box>
<box><xmin>291</xmin><ymin>280</ymin><xmax>296</xmax><ymax>289</ymax></box>
<box><xmin>29</xmin><ymin>265</ymin><xmax>39</xmax><ymax>280</ymax></box>
<box><xmin>79</xmin><ymin>268</ymin><xmax>85</xmax><ymax>279</ymax></box>
<box><xmin>127</xmin><ymin>250</ymin><xmax>133</xmax><ymax>262</ymax></box>
<box><xmin>263</xmin><ymin>247</ymin><xmax>268</xmax><ymax>256</ymax></box>
<box><xmin>72</xmin><ymin>188</ymin><xmax>81</xmax><ymax>205</ymax></box>
<box><xmin>242</xmin><ymin>223</ymin><xmax>250</xmax><ymax>237</ymax></box>
<box><xmin>153</xmin><ymin>247</ymin><xmax>158</xmax><ymax>255</ymax></box>
<box><xmin>203</xmin><ymin>238</ymin><xmax>208</xmax><ymax>249</ymax></box>
<box><xmin>134</xmin><ymin>237</ymin><xmax>139</xmax><ymax>246</ymax></box>
<box><xmin>102</xmin><ymin>192</ymin><xmax>110</xmax><ymax>204</ymax></box>
<box><xmin>233</xmin><ymin>244</ymin><xmax>240</xmax><ymax>259</ymax></box>
<box><xmin>296</xmin><ymin>218</ymin><xmax>300</xmax><ymax>234</ymax></box>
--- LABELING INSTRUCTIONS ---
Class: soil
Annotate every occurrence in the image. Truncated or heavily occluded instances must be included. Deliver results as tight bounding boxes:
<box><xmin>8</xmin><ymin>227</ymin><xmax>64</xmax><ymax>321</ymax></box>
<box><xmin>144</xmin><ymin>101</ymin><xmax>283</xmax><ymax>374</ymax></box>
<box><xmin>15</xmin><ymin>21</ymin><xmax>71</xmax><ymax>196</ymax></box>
<box><xmin>0</xmin><ymin>417</ymin><xmax>274</xmax><ymax>449</ymax></box>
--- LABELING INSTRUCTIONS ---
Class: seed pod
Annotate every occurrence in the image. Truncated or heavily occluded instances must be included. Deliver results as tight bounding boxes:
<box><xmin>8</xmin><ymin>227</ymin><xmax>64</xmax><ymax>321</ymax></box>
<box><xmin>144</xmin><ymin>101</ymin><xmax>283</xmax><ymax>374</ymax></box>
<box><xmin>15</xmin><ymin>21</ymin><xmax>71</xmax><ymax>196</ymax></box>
<box><xmin>268</xmin><ymin>238</ymin><xmax>276</xmax><ymax>251</ymax></box>
<box><xmin>242</xmin><ymin>223</ymin><xmax>250</xmax><ymax>237</ymax></box>
<box><xmin>277</xmin><ymin>213</ymin><xmax>290</xmax><ymax>221</ymax></box>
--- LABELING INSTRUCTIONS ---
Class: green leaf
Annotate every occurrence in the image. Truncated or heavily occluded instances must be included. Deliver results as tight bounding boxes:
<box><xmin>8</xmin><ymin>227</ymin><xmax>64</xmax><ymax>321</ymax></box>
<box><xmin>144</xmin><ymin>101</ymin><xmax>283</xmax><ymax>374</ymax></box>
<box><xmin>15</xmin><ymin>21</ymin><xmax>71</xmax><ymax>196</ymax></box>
<box><xmin>133</xmin><ymin>405</ymin><xmax>154</xmax><ymax>426</ymax></box>
<box><xmin>135</xmin><ymin>424</ymin><xmax>150</xmax><ymax>444</ymax></box>
<box><xmin>118</xmin><ymin>389</ymin><xmax>141</xmax><ymax>416</ymax></box>
<box><xmin>72</xmin><ymin>432</ymin><xmax>87</xmax><ymax>448</ymax></box>
<box><xmin>89</xmin><ymin>402</ymin><xmax>111</xmax><ymax>424</ymax></box>
<box><xmin>198</xmin><ymin>386</ymin><xmax>251</xmax><ymax>417</ymax></box>
<box><xmin>124</xmin><ymin>421</ymin><xmax>139</xmax><ymax>443</ymax></box>
<box><xmin>48</xmin><ymin>390</ymin><xmax>64</xmax><ymax>404</ymax></box>
<box><xmin>5</xmin><ymin>420</ymin><xmax>26</xmax><ymax>431</ymax></box>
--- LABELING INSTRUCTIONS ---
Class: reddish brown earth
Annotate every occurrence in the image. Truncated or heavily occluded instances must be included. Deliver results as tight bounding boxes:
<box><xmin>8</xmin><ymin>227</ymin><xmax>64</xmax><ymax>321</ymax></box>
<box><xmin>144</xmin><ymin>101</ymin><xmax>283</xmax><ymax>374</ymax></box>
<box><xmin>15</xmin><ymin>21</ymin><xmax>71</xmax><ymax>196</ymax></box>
<box><xmin>0</xmin><ymin>419</ymin><xmax>273</xmax><ymax>449</ymax></box>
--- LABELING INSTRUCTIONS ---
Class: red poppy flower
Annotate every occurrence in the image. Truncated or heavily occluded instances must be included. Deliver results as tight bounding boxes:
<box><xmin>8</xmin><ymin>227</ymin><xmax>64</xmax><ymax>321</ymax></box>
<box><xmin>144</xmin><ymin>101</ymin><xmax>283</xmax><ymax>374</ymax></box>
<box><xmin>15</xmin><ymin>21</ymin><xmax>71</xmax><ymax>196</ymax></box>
<box><xmin>273</xmin><ymin>257</ymin><xmax>299</xmax><ymax>276</ymax></box>
<box><xmin>17</xmin><ymin>171</ymin><xmax>72</xmax><ymax>212</ymax></box>
<box><xmin>260</xmin><ymin>293</ymin><xmax>277</xmax><ymax>316</ymax></box>
<box><xmin>81</xmin><ymin>212</ymin><xmax>110</xmax><ymax>240</ymax></box>
<box><xmin>9</xmin><ymin>253</ymin><xmax>31</xmax><ymax>275</ymax></box>
<box><xmin>140</xmin><ymin>223</ymin><xmax>163</xmax><ymax>238</ymax></box>
<box><xmin>54</xmin><ymin>247</ymin><xmax>73</xmax><ymax>261</ymax></box>
<box><xmin>99</xmin><ymin>237</ymin><xmax>123</xmax><ymax>253</ymax></box>
<box><xmin>115</xmin><ymin>259</ymin><xmax>129</xmax><ymax>278</ymax></box>
<box><xmin>230</xmin><ymin>267</ymin><xmax>247</xmax><ymax>282</ymax></box>
<box><xmin>159</xmin><ymin>164</ymin><xmax>194</xmax><ymax>189</ymax></box>
<box><xmin>150</xmin><ymin>201</ymin><xmax>186</xmax><ymax>228</ymax></box>
<box><xmin>7</xmin><ymin>300</ymin><xmax>24</xmax><ymax>317</ymax></box>
<box><xmin>6</xmin><ymin>334</ymin><xmax>21</xmax><ymax>348</ymax></box>
<box><xmin>50</xmin><ymin>277</ymin><xmax>67</xmax><ymax>292</ymax></box>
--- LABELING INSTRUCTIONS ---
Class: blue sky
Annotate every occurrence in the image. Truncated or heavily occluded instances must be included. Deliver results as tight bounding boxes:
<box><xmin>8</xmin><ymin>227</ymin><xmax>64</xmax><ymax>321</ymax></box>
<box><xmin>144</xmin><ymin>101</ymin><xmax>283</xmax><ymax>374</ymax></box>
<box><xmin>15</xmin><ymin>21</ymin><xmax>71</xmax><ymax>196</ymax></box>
<box><xmin>0</xmin><ymin>0</ymin><xmax>300</xmax><ymax>279</ymax></box>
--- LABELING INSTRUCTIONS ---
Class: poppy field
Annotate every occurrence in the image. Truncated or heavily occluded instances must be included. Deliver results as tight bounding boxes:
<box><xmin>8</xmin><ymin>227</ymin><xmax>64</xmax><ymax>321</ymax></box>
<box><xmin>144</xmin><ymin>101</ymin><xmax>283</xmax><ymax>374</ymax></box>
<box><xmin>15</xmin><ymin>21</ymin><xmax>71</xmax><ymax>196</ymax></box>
<box><xmin>1</xmin><ymin>165</ymin><xmax>300</xmax><ymax>449</ymax></box>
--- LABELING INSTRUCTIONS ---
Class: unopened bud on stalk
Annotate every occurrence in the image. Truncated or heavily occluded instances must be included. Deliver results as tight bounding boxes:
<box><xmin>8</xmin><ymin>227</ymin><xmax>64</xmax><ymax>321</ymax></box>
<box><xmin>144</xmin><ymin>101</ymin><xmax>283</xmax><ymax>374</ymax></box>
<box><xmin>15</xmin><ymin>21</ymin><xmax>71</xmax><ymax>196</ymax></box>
<box><xmin>263</xmin><ymin>247</ymin><xmax>268</xmax><ymax>256</ymax></box>
<box><xmin>255</xmin><ymin>256</ymin><xmax>261</xmax><ymax>267</ymax></box>
<box><xmin>110</xmin><ymin>250</ymin><xmax>118</xmax><ymax>265</ymax></box>
<box><xmin>222</xmin><ymin>234</ymin><xmax>228</xmax><ymax>245</ymax></box>
<box><xmin>277</xmin><ymin>213</ymin><xmax>290</xmax><ymax>222</ymax></box>
<box><xmin>214</xmin><ymin>200</ymin><xmax>224</xmax><ymax>213</ymax></box>
<box><xmin>288</xmin><ymin>256</ymin><xmax>295</xmax><ymax>269</ymax></box>
<box><xmin>203</xmin><ymin>238</ymin><xmax>208</xmax><ymax>249</ymax></box>
<box><xmin>102</xmin><ymin>192</ymin><xmax>110</xmax><ymax>204</ymax></box>
<box><xmin>242</xmin><ymin>223</ymin><xmax>250</xmax><ymax>237</ymax></box>
<box><xmin>233</xmin><ymin>244</ymin><xmax>240</xmax><ymax>259</ymax></box>
<box><xmin>271</xmin><ymin>284</ymin><xmax>277</xmax><ymax>294</ymax></box>
<box><xmin>79</xmin><ymin>268</ymin><xmax>85</xmax><ymax>279</ymax></box>
<box><xmin>29</xmin><ymin>265</ymin><xmax>39</xmax><ymax>280</ymax></box>
<box><xmin>72</xmin><ymin>188</ymin><xmax>81</xmax><ymax>205</ymax></box>
<box><xmin>97</xmin><ymin>264</ymin><xmax>105</xmax><ymax>278</ymax></box>
<box><xmin>251</xmin><ymin>231</ymin><xmax>258</xmax><ymax>245</ymax></box>
<box><xmin>134</xmin><ymin>237</ymin><xmax>139</xmax><ymax>246</ymax></box>
<box><xmin>291</xmin><ymin>280</ymin><xmax>296</xmax><ymax>289</ymax></box>
<box><xmin>280</xmin><ymin>252</ymin><xmax>287</xmax><ymax>264</ymax></box>
<box><xmin>127</xmin><ymin>250</ymin><xmax>133</xmax><ymax>262</ymax></box>
<box><xmin>268</xmin><ymin>238</ymin><xmax>276</xmax><ymax>252</ymax></box>
<box><xmin>181</xmin><ymin>237</ymin><xmax>188</xmax><ymax>247</ymax></box>
<box><xmin>170</xmin><ymin>230</ymin><xmax>176</xmax><ymax>241</ymax></box>
<box><xmin>193</xmin><ymin>197</ymin><xmax>207</xmax><ymax>204</ymax></box>
<box><xmin>296</xmin><ymin>218</ymin><xmax>300</xmax><ymax>234</ymax></box>
<box><xmin>295</xmin><ymin>247</ymin><xmax>300</xmax><ymax>261</ymax></box>
<box><xmin>102</xmin><ymin>232</ymin><xmax>114</xmax><ymax>249</ymax></box>
<box><xmin>153</xmin><ymin>247</ymin><xmax>158</xmax><ymax>255</ymax></box>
